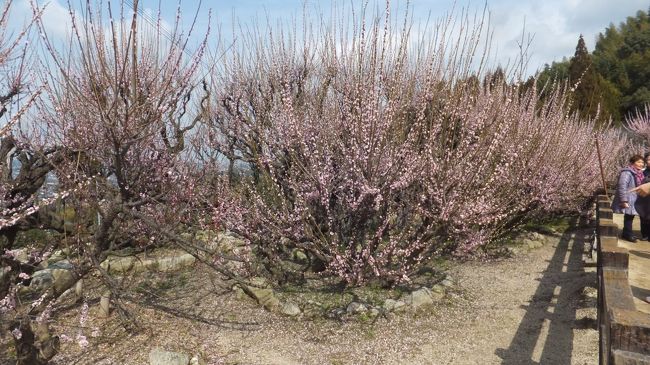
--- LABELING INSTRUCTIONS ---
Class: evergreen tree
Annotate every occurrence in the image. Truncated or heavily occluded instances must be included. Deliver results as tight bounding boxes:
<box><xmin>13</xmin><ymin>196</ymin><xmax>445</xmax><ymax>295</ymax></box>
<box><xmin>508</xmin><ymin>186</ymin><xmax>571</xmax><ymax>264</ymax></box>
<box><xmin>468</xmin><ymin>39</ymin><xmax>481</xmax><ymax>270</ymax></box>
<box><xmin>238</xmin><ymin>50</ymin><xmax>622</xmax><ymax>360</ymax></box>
<box><xmin>538</xmin><ymin>58</ymin><xmax>570</xmax><ymax>87</ymax></box>
<box><xmin>536</xmin><ymin>58</ymin><xmax>570</xmax><ymax>104</ymax></box>
<box><xmin>568</xmin><ymin>35</ymin><xmax>604</xmax><ymax>123</ymax></box>
<box><xmin>593</xmin><ymin>10</ymin><xmax>650</xmax><ymax>119</ymax></box>
<box><xmin>534</xmin><ymin>8</ymin><xmax>650</xmax><ymax>125</ymax></box>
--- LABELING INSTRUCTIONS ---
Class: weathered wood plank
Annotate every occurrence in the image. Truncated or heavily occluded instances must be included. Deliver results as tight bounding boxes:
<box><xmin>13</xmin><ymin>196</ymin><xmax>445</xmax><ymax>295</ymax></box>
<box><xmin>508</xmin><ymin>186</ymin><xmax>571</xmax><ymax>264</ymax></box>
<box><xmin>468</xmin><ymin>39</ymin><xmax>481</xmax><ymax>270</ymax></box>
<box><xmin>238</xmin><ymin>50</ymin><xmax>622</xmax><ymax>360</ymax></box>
<box><xmin>600</xmin><ymin>200</ymin><xmax>613</xmax><ymax>209</ymax></box>
<box><xmin>595</xmin><ymin>196</ymin><xmax>650</xmax><ymax>364</ymax></box>
<box><xmin>599</xmin><ymin>219</ymin><xmax>619</xmax><ymax>238</ymax></box>
<box><xmin>601</xmin><ymin>236</ymin><xmax>619</xmax><ymax>250</ymax></box>
<box><xmin>601</xmin><ymin>247</ymin><xmax>630</xmax><ymax>270</ymax></box>
<box><xmin>599</xmin><ymin>208</ymin><xmax>614</xmax><ymax>220</ymax></box>
<box><xmin>603</xmin><ymin>269</ymin><xmax>635</xmax><ymax>311</ymax></box>
<box><xmin>612</xmin><ymin>349</ymin><xmax>650</xmax><ymax>365</ymax></box>
<box><xmin>609</xmin><ymin>308</ymin><xmax>650</xmax><ymax>355</ymax></box>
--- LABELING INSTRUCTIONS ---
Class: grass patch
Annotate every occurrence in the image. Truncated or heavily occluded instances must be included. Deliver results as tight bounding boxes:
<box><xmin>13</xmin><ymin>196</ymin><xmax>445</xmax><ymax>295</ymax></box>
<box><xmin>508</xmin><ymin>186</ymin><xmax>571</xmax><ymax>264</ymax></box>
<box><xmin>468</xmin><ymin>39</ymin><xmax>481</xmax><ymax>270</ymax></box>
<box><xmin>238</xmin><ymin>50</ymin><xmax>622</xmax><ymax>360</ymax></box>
<box><xmin>12</xmin><ymin>229</ymin><xmax>55</xmax><ymax>249</ymax></box>
<box><xmin>523</xmin><ymin>214</ymin><xmax>574</xmax><ymax>234</ymax></box>
<box><xmin>134</xmin><ymin>271</ymin><xmax>190</xmax><ymax>296</ymax></box>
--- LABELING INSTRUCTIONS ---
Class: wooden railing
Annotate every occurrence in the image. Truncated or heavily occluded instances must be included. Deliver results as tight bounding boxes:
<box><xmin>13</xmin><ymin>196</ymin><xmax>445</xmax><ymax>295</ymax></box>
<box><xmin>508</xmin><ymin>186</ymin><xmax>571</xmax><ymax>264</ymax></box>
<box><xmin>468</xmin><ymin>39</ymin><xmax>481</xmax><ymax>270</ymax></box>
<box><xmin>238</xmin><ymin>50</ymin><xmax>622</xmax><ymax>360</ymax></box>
<box><xmin>596</xmin><ymin>194</ymin><xmax>650</xmax><ymax>364</ymax></box>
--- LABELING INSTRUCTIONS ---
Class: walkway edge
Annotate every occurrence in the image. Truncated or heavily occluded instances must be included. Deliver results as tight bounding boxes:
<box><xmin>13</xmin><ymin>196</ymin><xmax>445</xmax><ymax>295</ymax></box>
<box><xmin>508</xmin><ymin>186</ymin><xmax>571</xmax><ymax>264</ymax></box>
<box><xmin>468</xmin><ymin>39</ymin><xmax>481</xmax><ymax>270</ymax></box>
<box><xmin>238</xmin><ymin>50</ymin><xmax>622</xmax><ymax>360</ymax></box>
<box><xmin>597</xmin><ymin>195</ymin><xmax>650</xmax><ymax>364</ymax></box>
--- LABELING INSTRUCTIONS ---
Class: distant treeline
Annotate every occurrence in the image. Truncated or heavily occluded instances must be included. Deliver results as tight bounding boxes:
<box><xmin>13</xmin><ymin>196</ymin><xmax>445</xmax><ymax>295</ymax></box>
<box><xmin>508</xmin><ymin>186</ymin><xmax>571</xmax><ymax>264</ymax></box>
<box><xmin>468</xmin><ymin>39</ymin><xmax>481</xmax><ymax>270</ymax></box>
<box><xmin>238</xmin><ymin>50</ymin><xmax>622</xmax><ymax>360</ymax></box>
<box><xmin>536</xmin><ymin>8</ymin><xmax>650</xmax><ymax>126</ymax></box>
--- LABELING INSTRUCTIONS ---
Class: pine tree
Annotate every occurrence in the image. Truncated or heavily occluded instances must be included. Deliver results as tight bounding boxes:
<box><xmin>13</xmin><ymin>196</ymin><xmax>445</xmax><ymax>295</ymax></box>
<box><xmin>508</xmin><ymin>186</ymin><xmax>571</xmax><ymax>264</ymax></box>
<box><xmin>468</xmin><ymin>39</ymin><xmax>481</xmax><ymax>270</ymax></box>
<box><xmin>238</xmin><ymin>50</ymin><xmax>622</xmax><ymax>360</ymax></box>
<box><xmin>568</xmin><ymin>35</ymin><xmax>612</xmax><ymax>125</ymax></box>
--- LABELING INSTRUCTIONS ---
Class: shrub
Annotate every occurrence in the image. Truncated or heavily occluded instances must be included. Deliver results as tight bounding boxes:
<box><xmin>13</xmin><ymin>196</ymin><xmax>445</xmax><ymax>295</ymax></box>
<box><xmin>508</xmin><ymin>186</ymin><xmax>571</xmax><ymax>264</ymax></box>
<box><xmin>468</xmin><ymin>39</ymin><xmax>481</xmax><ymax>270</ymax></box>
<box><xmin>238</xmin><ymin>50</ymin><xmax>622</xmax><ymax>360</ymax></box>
<box><xmin>205</xmin><ymin>4</ymin><xmax>628</xmax><ymax>285</ymax></box>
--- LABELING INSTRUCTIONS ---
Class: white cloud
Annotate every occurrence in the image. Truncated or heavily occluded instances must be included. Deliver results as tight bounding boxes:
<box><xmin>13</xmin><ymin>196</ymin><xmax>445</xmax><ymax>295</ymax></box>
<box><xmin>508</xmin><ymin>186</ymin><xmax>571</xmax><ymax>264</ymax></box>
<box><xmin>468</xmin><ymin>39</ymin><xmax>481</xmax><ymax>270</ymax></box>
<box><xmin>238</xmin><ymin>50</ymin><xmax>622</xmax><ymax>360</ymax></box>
<box><xmin>479</xmin><ymin>0</ymin><xmax>649</xmax><ymax>74</ymax></box>
<box><xmin>9</xmin><ymin>0</ymin><xmax>72</xmax><ymax>40</ymax></box>
<box><xmin>8</xmin><ymin>0</ymin><xmax>650</xmax><ymax>77</ymax></box>
<box><xmin>37</xmin><ymin>0</ymin><xmax>71</xmax><ymax>39</ymax></box>
<box><xmin>202</xmin><ymin>0</ymin><xmax>650</xmax><ymax>76</ymax></box>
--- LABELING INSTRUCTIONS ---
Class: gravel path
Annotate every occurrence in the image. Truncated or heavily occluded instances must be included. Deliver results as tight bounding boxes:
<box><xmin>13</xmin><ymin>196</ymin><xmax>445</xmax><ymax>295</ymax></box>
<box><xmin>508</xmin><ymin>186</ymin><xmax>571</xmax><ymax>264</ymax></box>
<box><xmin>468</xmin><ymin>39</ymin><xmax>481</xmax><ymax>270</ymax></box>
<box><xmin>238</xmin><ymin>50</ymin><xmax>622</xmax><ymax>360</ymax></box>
<box><xmin>44</xmin><ymin>227</ymin><xmax>598</xmax><ymax>365</ymax></box>
<box><xmin>212</xmin><ymin>228</ymin><xmax>598</xmax><ymax>365</ymax></box>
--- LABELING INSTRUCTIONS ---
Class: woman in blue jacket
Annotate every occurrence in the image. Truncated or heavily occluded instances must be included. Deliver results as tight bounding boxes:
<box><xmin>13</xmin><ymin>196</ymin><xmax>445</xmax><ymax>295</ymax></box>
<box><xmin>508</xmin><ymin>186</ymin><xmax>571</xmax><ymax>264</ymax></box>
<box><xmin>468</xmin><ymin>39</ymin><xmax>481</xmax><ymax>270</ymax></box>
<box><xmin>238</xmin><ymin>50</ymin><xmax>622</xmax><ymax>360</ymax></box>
<box><xmin>612</xmin><ymin>154</ymin><xmax>645</xmax><ymax>242</ymax></box>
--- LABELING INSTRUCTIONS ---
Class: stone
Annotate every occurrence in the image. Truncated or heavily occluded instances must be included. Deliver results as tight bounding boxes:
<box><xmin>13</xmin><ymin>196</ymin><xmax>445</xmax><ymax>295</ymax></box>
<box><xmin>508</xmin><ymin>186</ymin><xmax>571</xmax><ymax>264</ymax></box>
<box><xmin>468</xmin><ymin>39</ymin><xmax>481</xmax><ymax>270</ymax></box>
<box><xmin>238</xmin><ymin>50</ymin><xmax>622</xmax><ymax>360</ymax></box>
<box><xmin>100</xmin><ymin>251</ymin><xmax>198</xmax><ymax>274</ymax></box>
<box><xmin>368</xmin><ymin>308</ymin><xmax>380</xmax><ymax>317</ymax></box>
<box><xmin>383</xmin><ymin>299</ymin><xmax>406</xmax><ymax>312</ymax></box>
<box><xmin>232</xmin><ymin>285</ymin><xmax>246</xmax><ymax>300</ymax></box>
<box><xmin>346</xmin><ymin>302</ymin><xmax>367</xmax><ymax>314</ymax></box>
<box><xmin>195</xmin><ymin>230</ymin><xmax>214</xmax><ymax>243</ymax></box>
<box><xmin>75</xmin><ymin>279</ymin><xmax>84</xmax><ymax>298</ymax></box>
<box><xmin>248</xmin><ymin>277</ymin><xmax>271</xmax><ymax>288</ymax></box>
<box><xmin>101</xmin><ymin>256</ymin><xmax>135</xmax><ymax>273</ymax></box>
<box><xmin>523</xmin><ymin>239</ymin><xmax>543</xmax><ymax>250</ymax></box>
<box><xmin>430</xmin><ymin>290</ymin><xmax>444</xmax><ymax>301</ymax></box>
<box><xmin>505</xmin><ymin>247</ymin><xmax>518</xmax><ymax>255</ymax></box>
<box><xmin>156</xmin><ymin>254</ymin><xmax>196</xmax><ymax>272</ymax></box>
<box><xmin>403</xmin><ymin>288</ymin><xmax>434</xmax><ymax>308</ymax></box>
<box><xmin>209</xmin><ymin>232</ymin><xmax>246</xmax><ymax>252</ymax></box>
<box><xmin>582</xmin><ymin>286</ymin><xmax>598</xmax><ymax>300</ymax></box>
<box><xmin>431</xmin><ymin>284</ymin><xmax>446</xmax><ymax>294</ymax></box>
<box><xmin>99</xmin><ymin>291</ymin><xmax>111</xmax><ymax>317</ymax></box>
<box><xmin>530</xmin><ymin>232</ymin><xmax>545</xmax><ymax>242</ymax></box>
<box><xmin>246</xmin><ymin>286</ymin><xmax>279</xmax><ymax>311</ymax></box>
<box><xmin>291</xmin><ymin>249</ymin><xmax>308</xmax><ymax>264</ymax></box>
<box><xmin>224</xmin><ymin>260</ymin><xmax>244</xmax><ymax>272</ymax></box>
<box><xmin>189</xmin><ymin>355</ymin><xmax>206</xmax><ymax>365</ymax></box>
<box><xmin>149</xmin><ymin>347</ymin><xmax>190</xmax><ymax>365</ymax></box>
<box><xmin>141</xmin><ymin>258</ymin><xmax>158</xmax><ymax>270</ymax></box>
<box><xmin>49</xmin><ymin>260</ymin><xmax>73</xmax><ymax>271</ymax></box>
<box><xmin>280</xmin><ymin>302</ymin><xmax>301</xmax><ymax>316</ymax></box>
<box><xmin>47</xmin><ymin>250</ymin><xmax>68</xmax><ymax>265</ymax></box>
<box><xmin>22</xmin><ymin>261</ymin><xmax>75</xmax><ymax>295</ymax></box>
<box><xmin>8</xmin><ymin>249</ymin><xmax>29</xmax><ymax>263</ymax></box>
<box><xmin>326</xmin><ymin>308</ymin><xmax>347</xmax><ymax>319</ymax></box>
<box><xmin>306</xmin><ymin>299</ymin><xmax>323</xmax><ymax>307</ymax></box>
<box><xmin>51</xmin><ymin>268</ymin><xmax>75</xmax><ymax>294</ymax></box>
<box><xmin>441</xmin><ymin>278</ymin><xmax>454</xmax><ymax>288</ymax></box>
<box><xmin>29</xmin><ymin>270</ymin><xmax>54</xmax><ymax>292</ymax></box>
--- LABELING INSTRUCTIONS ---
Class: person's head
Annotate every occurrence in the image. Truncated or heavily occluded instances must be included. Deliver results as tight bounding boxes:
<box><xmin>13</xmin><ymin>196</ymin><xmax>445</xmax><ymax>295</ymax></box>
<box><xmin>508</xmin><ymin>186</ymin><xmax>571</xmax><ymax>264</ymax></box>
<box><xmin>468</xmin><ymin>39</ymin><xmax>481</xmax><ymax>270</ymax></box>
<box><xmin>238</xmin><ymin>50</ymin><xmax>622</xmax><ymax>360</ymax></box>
<box><xmin>644</xmin><ymin>152</ymin><xmax>650</xmax><ymax>166</ymax></box>
<box><xmin>630</xmin><ymin>154</ymin><xmax>644</xmax><ymax>170</ymax></box>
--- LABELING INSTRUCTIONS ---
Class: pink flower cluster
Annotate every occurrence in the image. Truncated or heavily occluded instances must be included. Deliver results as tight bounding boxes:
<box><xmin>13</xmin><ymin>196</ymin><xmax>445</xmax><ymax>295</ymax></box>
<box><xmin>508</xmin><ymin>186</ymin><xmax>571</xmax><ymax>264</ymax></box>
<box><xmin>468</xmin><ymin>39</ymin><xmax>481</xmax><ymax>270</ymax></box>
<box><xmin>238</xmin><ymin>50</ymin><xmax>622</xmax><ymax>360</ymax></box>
<box><xmin>205</xmin><ymin>7</ymin><xmax>628</xmax><ymax>285</ymax></box>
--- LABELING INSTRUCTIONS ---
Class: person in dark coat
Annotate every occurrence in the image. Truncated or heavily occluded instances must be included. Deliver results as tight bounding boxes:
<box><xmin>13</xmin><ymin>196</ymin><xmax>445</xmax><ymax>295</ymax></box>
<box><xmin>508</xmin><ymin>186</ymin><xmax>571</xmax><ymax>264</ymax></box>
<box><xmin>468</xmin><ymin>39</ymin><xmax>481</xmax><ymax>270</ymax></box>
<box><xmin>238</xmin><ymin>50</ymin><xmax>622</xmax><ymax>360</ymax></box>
<box><xmin>637</xmin><ymin>152</ymin><xmax>650</xmax><ymax>240</ymax></box>
<box><xmin>612</xmin><ymin>154</ymin><xmax>645</xmax><ymax>242</ymax></box>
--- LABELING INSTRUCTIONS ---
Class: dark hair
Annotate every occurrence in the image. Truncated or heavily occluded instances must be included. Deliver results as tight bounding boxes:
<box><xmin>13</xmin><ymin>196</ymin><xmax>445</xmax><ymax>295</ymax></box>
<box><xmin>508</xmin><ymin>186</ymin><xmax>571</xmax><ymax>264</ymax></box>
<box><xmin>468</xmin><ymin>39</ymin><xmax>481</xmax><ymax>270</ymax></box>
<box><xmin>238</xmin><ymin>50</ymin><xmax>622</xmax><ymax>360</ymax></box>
<box><xmin>630</xmin><ymin>154</ymin><xmax>644</xmax><ymax>164</ymax></box>
<box><xmin>644</xmin><ymin>152</ymin><xmax>650</xmax><ymax>160</ymax></box>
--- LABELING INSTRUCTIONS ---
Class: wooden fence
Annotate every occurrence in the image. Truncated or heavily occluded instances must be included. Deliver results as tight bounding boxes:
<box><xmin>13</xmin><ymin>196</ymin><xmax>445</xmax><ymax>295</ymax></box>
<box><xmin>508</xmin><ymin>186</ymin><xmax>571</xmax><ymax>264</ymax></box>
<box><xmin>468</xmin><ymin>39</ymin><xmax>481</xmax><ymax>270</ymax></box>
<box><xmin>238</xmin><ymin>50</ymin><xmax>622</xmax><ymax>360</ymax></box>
<box><xmin>596</xmin><ymin>194</ymin><xmax>650</xmax><ymax>364</ymax></box>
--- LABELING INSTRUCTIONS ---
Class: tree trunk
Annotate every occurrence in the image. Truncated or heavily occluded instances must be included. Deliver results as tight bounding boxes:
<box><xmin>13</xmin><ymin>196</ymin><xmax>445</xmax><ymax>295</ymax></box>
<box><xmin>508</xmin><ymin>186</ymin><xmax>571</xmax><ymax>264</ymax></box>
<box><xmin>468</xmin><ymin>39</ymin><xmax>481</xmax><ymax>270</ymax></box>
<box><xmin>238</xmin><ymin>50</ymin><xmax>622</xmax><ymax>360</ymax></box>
<box><xmin>10</xmin><ymin>318</ymin><xmax>59</xmax><ymax>365</ymax></box>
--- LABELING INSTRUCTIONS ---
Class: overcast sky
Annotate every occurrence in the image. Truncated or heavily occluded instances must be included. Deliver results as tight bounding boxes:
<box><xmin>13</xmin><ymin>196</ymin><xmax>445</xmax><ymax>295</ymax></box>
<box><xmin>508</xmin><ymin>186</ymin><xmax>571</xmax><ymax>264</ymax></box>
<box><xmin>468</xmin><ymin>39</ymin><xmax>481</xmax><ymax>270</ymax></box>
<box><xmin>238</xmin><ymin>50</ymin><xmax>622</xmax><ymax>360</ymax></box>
<box><xmin>10</xmin><ymin>0</ymin><xmax>650</xmax><ymax>76</ymax></box>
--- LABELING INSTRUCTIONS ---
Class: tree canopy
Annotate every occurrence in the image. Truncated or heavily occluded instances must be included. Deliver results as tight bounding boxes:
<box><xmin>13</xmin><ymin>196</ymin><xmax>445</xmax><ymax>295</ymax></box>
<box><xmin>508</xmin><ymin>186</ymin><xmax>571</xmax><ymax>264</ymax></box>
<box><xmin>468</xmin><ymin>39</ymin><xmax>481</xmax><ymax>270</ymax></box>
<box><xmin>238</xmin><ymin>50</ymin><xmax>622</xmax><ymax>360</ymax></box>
<box><xmin>538</xmin><ymin>9</ymin><xmax>650</xmax><ymax>125</ymax></box>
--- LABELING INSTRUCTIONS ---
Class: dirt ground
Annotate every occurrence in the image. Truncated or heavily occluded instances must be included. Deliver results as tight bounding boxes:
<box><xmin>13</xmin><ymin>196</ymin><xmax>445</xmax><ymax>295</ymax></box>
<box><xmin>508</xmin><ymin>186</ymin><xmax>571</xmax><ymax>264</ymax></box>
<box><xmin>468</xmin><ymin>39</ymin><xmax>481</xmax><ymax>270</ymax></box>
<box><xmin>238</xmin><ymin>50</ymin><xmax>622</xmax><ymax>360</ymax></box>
<box><xmin>2</xmin><ymin>226</ymin><xmax>598</xmax><ymax>365</ymax></box>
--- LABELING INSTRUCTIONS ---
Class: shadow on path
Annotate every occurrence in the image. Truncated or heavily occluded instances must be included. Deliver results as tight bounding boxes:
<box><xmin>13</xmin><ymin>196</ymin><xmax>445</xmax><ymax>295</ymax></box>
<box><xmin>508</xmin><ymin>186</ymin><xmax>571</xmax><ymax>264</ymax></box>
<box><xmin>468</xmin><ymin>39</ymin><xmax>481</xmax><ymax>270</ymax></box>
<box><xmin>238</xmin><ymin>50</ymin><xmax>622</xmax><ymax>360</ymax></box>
<box><xmin>495</xmin><ymin>221</ymin><xmax>594</xmax><ymax>365</ymax></box>
<box><xmin>629</xmin><ymin>249</ymin><xmax>650</xmax><ymax>260</ymax></box>
<box><xmin>630</xmin><ymin>284</ymin><xmax>650</xmax><ymax>304</ymax></box>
